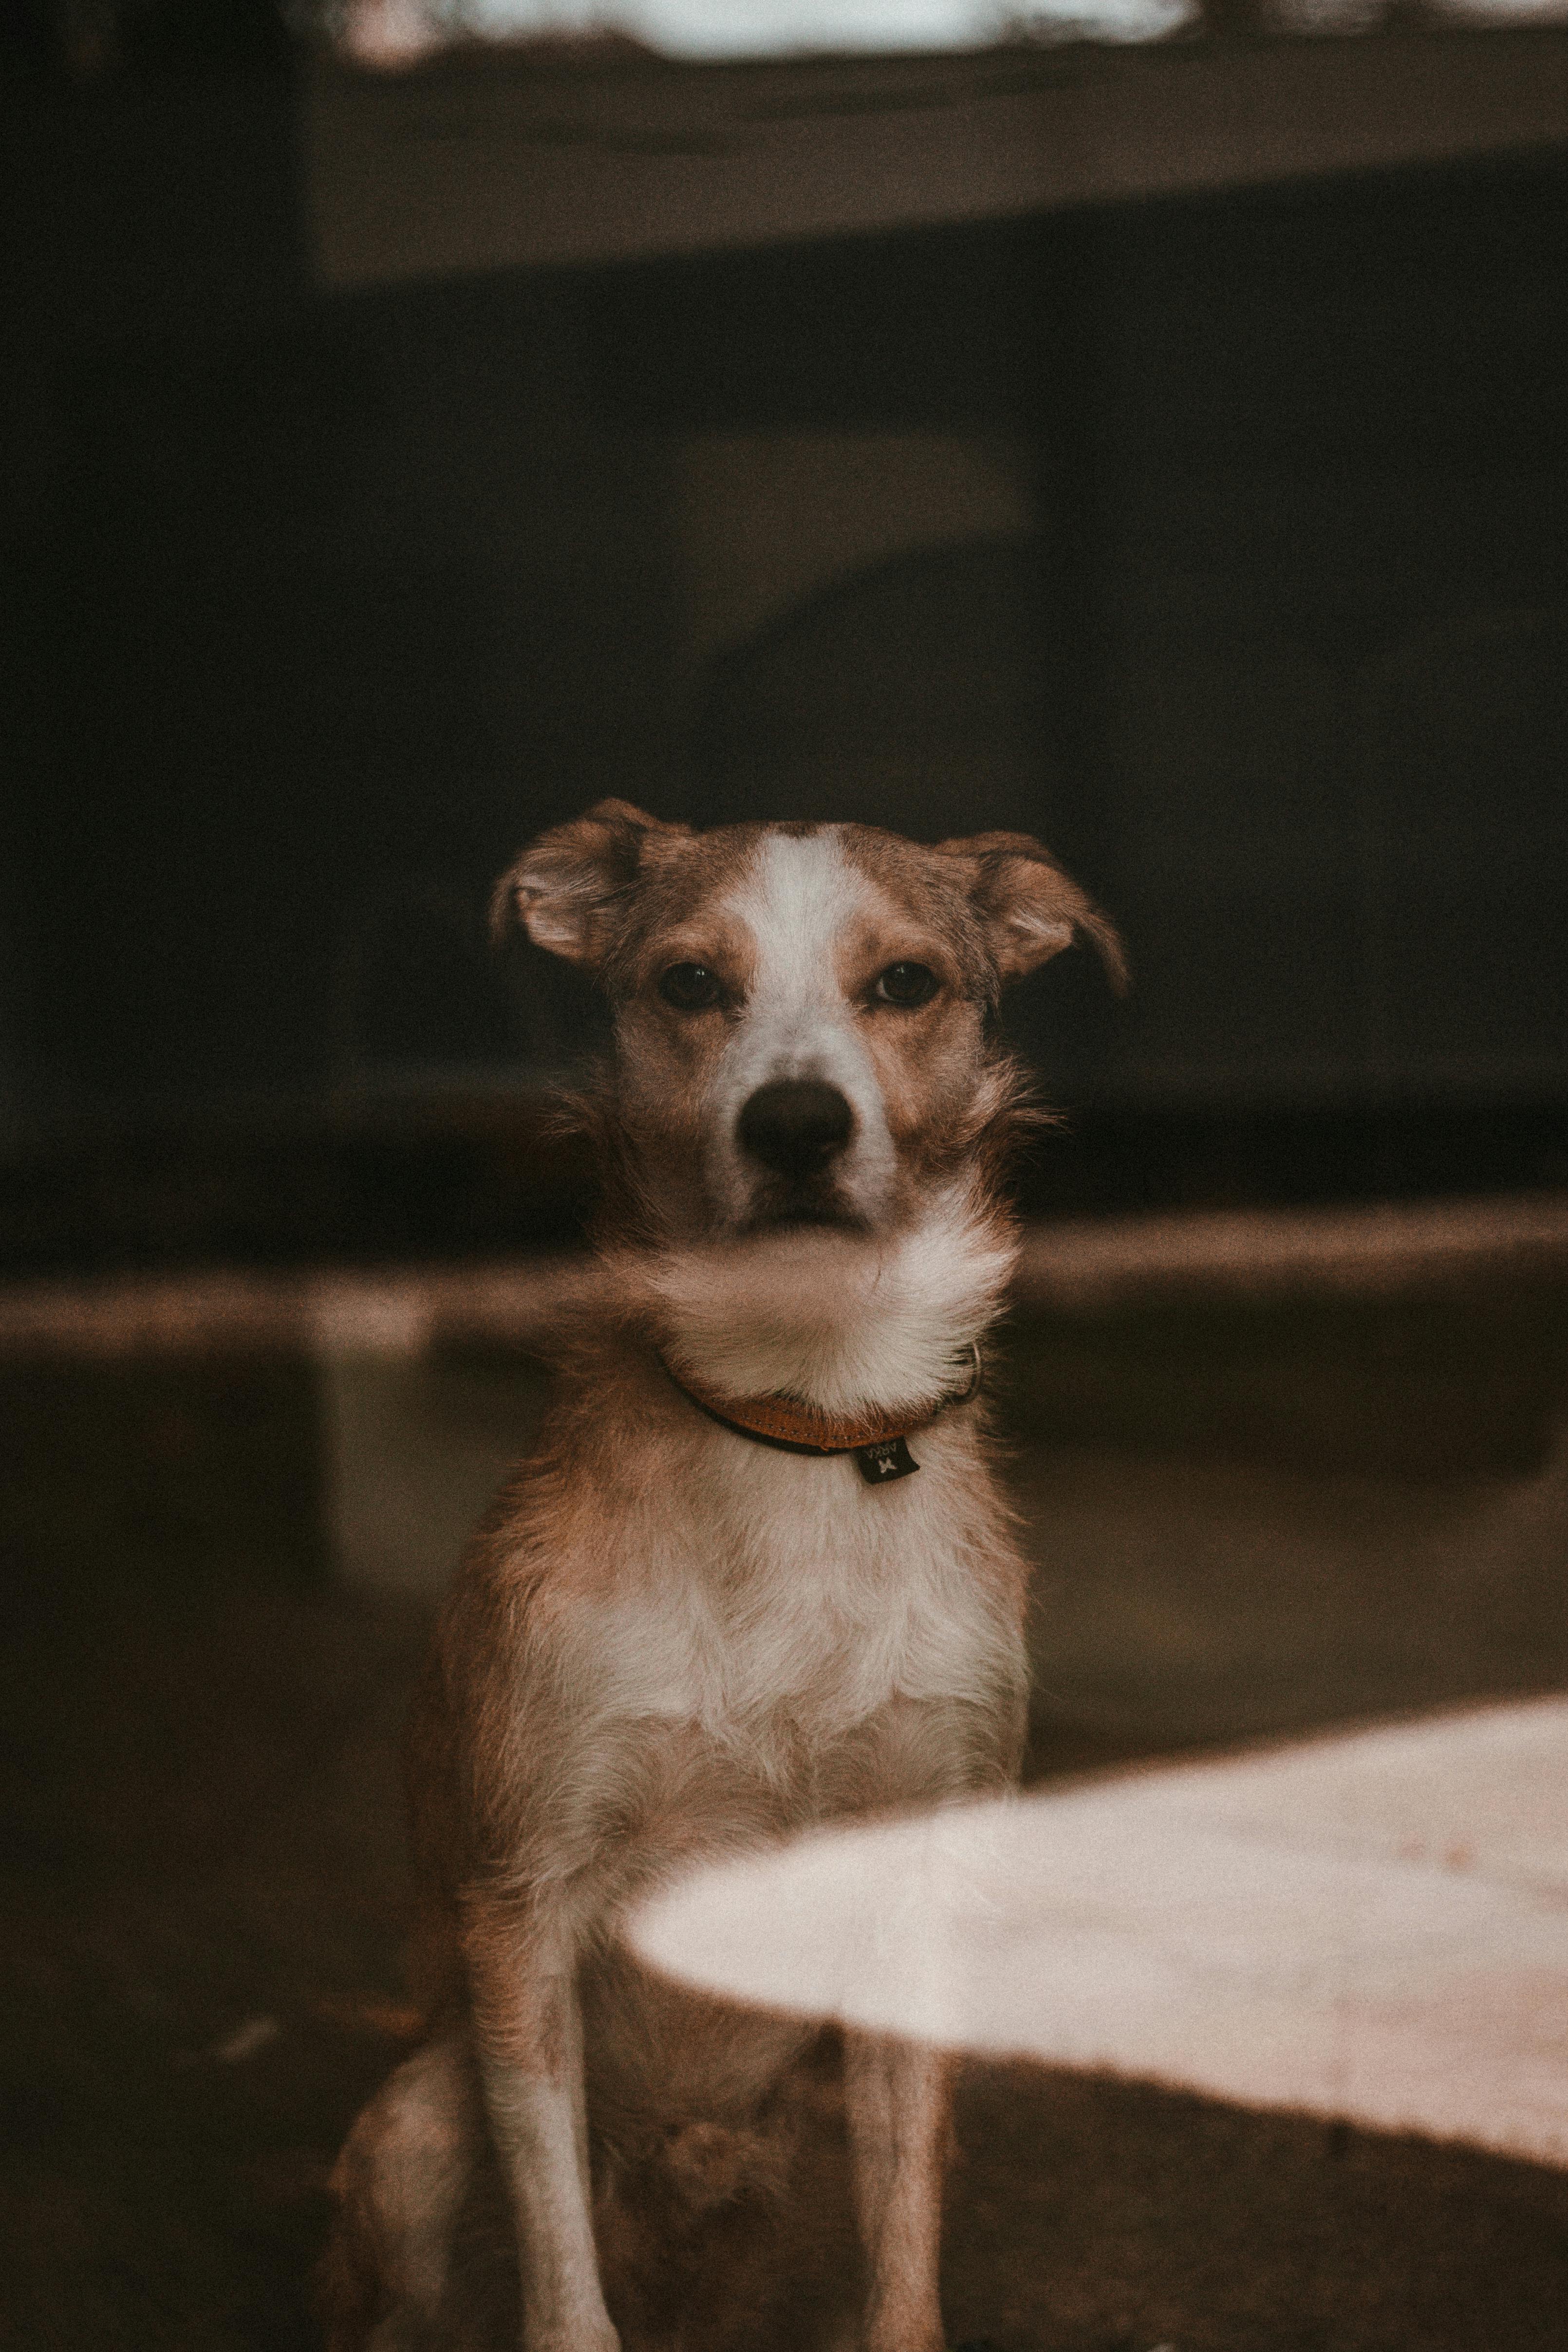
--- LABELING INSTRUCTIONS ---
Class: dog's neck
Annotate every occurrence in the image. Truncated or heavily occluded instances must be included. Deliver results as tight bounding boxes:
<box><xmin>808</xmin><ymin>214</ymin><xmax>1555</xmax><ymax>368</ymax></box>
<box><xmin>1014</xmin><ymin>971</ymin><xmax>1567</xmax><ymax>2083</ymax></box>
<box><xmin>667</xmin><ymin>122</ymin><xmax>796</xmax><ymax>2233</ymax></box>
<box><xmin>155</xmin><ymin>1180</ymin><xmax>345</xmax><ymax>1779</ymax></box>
<box><xmin>605</xmin><ymin>1186</ymin><xmax>1016</xmax><ymax>1419</ymax></box>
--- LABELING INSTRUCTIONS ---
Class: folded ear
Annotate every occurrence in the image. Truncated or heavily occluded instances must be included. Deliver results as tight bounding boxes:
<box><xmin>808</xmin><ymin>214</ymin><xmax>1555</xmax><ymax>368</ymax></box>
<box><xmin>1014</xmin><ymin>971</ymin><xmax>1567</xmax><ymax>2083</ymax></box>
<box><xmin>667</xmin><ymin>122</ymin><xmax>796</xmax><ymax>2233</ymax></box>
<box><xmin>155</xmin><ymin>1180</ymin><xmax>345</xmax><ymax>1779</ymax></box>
<box><xmin>936</xmin><ymin>830</ymin><xmax>1129</xmax><ymax>993</ymax></box>
<box><xmin>490</xmin><ymin>800</ymin><xmax>690</xmax><ymax>969</ymax></box>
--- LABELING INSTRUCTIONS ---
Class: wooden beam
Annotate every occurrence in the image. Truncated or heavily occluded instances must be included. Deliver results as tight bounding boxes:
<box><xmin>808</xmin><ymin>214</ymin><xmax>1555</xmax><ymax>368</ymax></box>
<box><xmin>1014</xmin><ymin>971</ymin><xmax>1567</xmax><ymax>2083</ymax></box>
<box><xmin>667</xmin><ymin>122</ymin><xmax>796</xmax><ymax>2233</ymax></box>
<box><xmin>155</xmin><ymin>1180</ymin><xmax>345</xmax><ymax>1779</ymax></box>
<box><xmin>303</xmin><ymin>28</ymin><xmax>1568</xmax><ymax>288</ymax></box>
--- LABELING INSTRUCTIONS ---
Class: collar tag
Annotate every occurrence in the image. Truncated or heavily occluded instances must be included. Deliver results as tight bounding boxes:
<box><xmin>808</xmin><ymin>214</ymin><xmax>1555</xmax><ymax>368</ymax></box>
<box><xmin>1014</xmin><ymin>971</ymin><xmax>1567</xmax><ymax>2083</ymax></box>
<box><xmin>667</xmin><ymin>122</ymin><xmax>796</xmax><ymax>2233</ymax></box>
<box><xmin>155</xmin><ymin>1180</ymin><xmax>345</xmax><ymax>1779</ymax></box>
<box><xmin>855</xmin><ymin>1435</ymin><xmax>919</xmax><ymax>1486</ymax></box>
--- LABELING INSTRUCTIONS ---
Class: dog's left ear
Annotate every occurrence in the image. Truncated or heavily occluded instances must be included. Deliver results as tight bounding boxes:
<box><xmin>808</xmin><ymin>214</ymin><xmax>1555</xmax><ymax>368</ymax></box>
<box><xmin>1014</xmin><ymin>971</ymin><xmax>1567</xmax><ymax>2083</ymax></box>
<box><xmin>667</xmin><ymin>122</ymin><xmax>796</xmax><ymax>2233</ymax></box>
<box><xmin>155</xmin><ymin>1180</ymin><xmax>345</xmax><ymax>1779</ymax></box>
<box><xmin>936</xmin><ymin>831</ymin><xmax>1129</xmax><ymax>994</ymax></box>
<box><xmin>490</xmin><ymin>800</ymin><xmax>691</xmax><ymax>970</ymax></box>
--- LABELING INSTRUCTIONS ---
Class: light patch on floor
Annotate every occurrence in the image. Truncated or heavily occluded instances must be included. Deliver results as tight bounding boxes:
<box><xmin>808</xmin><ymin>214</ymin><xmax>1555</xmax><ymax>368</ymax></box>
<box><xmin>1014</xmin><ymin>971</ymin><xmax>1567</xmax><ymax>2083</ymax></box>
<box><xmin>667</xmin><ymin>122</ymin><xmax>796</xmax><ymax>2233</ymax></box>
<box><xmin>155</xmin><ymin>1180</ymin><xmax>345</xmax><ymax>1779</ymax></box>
<box><xmin>632</xmin><ymin>1695</ymin><xmax>1568</xmax><ymax>2168</ymax></box>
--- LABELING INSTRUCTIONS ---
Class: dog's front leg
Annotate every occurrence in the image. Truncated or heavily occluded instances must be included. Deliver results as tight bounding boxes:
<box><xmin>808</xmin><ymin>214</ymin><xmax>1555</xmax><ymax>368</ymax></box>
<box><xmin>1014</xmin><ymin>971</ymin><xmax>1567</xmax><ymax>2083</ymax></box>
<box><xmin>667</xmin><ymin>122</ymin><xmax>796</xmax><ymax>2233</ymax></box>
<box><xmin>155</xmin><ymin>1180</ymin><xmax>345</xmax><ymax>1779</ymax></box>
<box><xmin>467</xmin><ymin>1899</ymin><xmax>618</xmax><ymax>2352</ymax></box>
<box><xmin>845</xmin><ymin>2029</ymin><xmax>950</xmax><ymax>2352</ymax></box>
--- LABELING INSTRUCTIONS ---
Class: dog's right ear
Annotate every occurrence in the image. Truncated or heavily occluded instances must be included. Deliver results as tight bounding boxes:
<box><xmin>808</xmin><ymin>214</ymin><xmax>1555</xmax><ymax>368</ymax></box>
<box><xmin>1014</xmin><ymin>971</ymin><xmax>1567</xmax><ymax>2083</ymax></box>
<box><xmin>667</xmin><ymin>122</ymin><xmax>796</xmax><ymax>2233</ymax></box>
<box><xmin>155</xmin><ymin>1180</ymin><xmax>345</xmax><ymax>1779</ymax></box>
<box><xmin>934</xmin><ymin>829</ymin><xmax>1129</xmax><ymax>996</ymax></box>
<box><xmin>490</xmin><ymin>800</ymin><xmax>690</xmax><ymax>970</ymax></box>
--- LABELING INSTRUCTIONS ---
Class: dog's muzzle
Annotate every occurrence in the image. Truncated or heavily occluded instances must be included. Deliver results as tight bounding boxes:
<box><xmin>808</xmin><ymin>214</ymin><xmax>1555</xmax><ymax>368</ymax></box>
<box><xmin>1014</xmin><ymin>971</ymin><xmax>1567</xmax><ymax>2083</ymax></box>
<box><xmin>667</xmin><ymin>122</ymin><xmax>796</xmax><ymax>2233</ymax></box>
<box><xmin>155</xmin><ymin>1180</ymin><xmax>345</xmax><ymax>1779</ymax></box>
<box><xmin>736</xmin><ymin>1079</ymin><xmax>856</xmax><ymax>1184</ymax></box>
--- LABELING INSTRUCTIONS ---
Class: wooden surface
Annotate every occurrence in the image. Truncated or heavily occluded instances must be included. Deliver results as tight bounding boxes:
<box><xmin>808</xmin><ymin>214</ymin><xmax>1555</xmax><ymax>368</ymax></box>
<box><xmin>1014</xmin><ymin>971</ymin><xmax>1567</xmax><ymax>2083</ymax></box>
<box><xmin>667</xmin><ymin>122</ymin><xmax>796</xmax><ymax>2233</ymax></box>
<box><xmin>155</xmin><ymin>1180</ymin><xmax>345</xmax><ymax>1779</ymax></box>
<box><xmin>303</xmin><ymin>29</ymin><xmax>1568</xmax><ymax>289</ymax></box>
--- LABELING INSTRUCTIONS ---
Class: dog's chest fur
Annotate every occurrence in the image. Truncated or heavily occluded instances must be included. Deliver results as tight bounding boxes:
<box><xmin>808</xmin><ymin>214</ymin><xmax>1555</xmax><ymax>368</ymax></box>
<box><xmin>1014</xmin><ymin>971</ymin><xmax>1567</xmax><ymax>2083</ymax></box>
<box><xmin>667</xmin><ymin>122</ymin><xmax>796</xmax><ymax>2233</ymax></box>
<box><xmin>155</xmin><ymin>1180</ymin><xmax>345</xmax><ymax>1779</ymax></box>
<box><xmin>548</xmin><ymin>1417</ymin><xmax>1024</xmax><ymax>1799</ymax></box>
<box><xmin>522</xmin><ymin>1204</ymin><xmax>1029</xmax><ymax>1805</ymax></box>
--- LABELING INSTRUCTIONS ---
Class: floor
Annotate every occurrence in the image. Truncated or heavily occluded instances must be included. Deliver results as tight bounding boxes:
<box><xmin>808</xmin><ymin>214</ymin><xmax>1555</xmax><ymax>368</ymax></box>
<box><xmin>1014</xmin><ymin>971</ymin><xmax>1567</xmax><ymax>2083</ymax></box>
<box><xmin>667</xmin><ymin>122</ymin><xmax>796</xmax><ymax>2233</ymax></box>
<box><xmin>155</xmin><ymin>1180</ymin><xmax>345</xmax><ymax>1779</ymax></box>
<box><xmin>2</xmin><ymin>1238</ymin><xmax>1566</xmax><ymax>2350</ymax></box>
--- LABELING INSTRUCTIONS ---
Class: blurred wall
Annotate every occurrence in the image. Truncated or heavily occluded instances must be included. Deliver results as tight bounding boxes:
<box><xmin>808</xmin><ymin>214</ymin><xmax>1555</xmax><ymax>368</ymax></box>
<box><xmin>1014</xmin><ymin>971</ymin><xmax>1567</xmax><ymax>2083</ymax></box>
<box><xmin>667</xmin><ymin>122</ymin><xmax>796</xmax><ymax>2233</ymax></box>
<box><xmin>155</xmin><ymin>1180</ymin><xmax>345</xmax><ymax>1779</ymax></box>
<box><xmin>6</xmin><ymin>78</ymin><xmax>677</xmax><ymax>1109</ymax></box>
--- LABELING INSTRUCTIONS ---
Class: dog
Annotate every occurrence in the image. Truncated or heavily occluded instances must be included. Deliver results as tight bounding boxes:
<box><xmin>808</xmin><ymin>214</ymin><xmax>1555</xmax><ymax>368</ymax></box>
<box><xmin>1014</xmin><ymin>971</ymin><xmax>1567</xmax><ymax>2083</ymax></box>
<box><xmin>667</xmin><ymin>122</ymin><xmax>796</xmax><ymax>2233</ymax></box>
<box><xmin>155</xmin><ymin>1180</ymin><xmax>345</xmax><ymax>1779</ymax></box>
<box><xmin>320</xmin><ymin>802</ymin><xmax>1124</xmax><ymax>2352</ymax></box>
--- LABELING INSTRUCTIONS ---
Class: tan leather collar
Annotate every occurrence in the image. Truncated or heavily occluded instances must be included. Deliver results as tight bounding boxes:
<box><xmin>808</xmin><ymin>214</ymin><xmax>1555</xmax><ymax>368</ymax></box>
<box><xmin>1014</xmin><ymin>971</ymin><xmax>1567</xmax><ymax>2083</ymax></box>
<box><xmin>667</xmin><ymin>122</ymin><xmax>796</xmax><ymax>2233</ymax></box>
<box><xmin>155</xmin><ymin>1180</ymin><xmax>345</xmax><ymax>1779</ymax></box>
<box><xmin>660</xmin><ymin>1344</ymin><xmax>981</xmax><ymax>1459</ymax></box>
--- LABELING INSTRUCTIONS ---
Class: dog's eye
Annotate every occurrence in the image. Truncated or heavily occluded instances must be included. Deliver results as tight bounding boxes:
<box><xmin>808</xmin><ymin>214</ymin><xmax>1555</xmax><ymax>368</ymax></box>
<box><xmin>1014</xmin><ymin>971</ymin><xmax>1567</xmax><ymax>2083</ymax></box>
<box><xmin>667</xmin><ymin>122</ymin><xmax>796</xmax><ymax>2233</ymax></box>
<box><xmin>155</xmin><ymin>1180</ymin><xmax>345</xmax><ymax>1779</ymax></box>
<box><xmin>872</xmin><ymin>961</ymin><xmax>939</xmax><ymax>1008</ymax></box>
<box><xmin>657</xmin><ymin>962</ymin><xmax>724</xmax><ymax>1011</ymax></box>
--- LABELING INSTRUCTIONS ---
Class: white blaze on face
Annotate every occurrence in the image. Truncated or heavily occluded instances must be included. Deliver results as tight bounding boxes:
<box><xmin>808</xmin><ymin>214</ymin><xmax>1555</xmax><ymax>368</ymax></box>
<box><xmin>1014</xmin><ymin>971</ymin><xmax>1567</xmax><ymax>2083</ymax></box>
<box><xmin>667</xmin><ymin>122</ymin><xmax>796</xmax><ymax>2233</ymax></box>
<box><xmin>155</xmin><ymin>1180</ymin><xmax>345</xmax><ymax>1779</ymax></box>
<box><xmin>709</xmin><ymin>829</ymin><xmax>896</xmax><ymax>1224</ymax></box>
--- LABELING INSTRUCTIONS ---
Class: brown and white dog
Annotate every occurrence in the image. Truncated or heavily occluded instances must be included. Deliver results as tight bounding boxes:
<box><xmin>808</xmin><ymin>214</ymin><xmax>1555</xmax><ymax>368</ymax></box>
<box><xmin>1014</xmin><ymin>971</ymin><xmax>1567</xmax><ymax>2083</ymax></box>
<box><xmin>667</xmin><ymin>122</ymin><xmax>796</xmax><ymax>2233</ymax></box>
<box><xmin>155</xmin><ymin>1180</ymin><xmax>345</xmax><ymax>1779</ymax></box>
<box><xmin>320</xmin><ymin>803</ymin><xmax>1123</xmax><ymax>2352</ymax></box>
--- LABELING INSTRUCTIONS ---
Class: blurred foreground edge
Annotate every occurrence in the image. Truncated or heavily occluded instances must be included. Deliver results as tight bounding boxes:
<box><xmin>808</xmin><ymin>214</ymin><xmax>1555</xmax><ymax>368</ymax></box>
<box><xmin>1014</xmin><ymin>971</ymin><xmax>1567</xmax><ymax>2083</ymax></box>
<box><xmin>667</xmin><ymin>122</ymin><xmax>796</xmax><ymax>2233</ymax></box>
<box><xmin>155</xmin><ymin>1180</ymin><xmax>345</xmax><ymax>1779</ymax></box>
<box><xmin>2</xmin><ymin>1188</ymin><xmax>1568</xmax><ymax>1358</ymax></box>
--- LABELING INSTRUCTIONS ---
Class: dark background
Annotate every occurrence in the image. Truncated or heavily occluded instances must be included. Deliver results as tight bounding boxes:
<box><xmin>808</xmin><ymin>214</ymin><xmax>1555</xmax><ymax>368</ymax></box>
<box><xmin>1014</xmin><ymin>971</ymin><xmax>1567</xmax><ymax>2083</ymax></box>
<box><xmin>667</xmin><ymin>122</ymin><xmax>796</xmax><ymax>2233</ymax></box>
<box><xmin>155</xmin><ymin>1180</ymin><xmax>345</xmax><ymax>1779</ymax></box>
<box><xmin>4</xmin><ymin>20</ymin><xmax>1568</xmax><ymax>2352</ymax></box>
<box><xmin>6</xmin><ymin>14</ymin><xmax>1568</xmax><ymax>1270</ymax></box>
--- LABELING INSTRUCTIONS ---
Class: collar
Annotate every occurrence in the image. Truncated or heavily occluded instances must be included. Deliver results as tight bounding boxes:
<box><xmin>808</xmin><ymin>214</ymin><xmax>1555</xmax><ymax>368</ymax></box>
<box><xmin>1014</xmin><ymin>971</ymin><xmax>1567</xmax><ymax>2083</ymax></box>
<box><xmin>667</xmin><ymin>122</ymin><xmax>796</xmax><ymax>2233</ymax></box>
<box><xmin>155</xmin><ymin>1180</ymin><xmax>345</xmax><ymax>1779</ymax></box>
<box><xmin>659</xmin><ymin>1343</ymin><xmax>981</xmax><ymax>1479</ymax></box>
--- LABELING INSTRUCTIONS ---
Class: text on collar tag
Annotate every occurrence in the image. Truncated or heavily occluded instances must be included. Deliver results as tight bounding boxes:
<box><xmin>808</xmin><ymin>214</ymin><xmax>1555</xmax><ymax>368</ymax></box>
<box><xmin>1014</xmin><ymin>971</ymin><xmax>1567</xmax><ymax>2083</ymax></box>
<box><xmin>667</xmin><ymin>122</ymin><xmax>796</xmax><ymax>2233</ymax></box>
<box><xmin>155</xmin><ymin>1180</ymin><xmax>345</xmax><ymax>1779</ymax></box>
<box><xmin>855</xmin><ymin>1435</ymin><xmax>919</xmax><ymax>1486</ymax></box>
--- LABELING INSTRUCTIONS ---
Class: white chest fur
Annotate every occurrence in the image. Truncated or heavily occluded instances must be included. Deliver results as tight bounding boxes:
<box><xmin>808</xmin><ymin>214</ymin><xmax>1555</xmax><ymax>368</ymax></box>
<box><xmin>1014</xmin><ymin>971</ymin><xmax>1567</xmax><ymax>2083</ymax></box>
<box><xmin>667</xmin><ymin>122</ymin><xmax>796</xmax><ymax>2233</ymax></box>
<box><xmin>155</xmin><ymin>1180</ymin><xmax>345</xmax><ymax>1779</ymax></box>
<box><xmin>557</xmin><ymin>1198</ymin><xmax>1026</xmax><ymax>1779</ymax></box>
<box><xmin>560</xmin><ymin>1424</ymin><xmax>1019</xmax><ymax>1774</ymax></box>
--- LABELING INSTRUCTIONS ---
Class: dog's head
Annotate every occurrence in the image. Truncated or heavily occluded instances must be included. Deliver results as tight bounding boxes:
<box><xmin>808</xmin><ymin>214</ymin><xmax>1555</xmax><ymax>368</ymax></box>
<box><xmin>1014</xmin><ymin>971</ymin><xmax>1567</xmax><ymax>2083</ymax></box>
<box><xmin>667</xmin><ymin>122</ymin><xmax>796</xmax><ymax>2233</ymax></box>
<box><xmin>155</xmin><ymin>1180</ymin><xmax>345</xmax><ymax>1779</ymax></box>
<box><xmin>494</xmin><ymin>802</ymin><xmax>1124</xmax><ymax>1240</ymax></box>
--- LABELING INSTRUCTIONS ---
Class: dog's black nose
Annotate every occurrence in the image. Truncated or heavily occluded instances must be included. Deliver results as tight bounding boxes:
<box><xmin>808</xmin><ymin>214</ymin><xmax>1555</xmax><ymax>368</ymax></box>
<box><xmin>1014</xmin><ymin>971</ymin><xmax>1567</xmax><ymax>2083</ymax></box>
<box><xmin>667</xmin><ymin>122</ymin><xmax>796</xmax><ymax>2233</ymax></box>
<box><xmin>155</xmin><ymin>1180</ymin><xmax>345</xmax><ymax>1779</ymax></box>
<box><xmin>737</xmin><ymin>1079</ymin><xmax>855</xmax><ymax>1180</ymax></box>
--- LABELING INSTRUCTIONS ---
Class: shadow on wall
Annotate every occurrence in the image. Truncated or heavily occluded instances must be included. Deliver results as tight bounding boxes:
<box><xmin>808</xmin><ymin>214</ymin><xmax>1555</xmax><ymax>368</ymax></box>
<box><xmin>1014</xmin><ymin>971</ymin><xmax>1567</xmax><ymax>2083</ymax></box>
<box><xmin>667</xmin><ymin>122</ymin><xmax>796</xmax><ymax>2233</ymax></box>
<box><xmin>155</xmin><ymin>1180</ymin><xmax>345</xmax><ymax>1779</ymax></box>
<box><xmin>693</xmin><ymin>536</ymin><xmax>1053</xmax><ymax>836</ymax></box>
